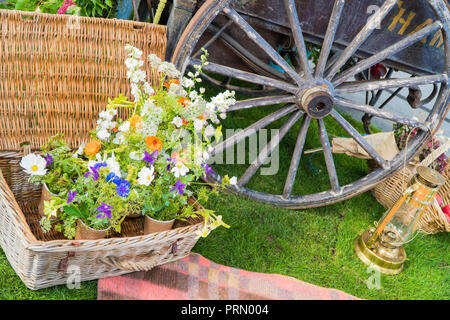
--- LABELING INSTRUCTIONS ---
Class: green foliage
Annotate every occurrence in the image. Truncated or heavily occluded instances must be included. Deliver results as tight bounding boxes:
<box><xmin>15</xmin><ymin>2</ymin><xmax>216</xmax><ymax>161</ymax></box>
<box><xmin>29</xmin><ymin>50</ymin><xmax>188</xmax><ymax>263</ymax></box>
<box><xmin>76</xmin><ymin>0</ymin><xmax>117</xmax><ymax>18</ymax></box>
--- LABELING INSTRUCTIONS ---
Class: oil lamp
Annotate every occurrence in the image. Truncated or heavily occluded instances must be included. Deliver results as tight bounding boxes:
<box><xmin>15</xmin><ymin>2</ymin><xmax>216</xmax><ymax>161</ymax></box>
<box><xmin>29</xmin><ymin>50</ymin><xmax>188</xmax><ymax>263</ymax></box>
<box><xmin>355</xmin><ymin>166</ymin><xmax>446</xmax><ymax>274</ymax></box>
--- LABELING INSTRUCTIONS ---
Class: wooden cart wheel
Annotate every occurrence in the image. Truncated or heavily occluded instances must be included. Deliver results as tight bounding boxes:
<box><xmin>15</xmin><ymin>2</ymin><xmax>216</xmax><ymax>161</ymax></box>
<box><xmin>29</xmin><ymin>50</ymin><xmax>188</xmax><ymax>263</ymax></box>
<box><xmin>171</xmin><ymin>0</ymin><xmax>450</xmax><ymax>209</ymax></box>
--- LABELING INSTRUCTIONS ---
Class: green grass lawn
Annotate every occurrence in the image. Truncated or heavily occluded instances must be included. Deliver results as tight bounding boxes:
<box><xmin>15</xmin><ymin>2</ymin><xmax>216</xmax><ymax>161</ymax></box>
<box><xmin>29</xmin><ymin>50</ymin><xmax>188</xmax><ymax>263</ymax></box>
<box><xmin>0</xmin><ymin>87</ymin><xmax>449</xmax><ymax>300</ymax></box>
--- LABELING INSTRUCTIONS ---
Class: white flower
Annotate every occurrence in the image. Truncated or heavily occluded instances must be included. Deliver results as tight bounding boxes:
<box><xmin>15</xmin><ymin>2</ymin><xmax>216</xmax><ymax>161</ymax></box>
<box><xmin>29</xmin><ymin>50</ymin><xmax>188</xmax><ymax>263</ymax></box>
<box><xmin>200</xmin><ymin>87</ymin><xmax>206</xmax><ymax>94</ymax></box>
<box><xmin>130</xmin><ymin>83</ymin><xmax>142</xmax><ymax>102</ymax></box>
<box><xmin>194</xmin><ymin>118</ymin><xmax>204</xmax><ymax>131</ymax></box>
<box><xmin>72</xmin><ymin>142</ymin><xmax>87</xmax><ymax>158</ymax></box>
<box><xmin>182</xmin><ymin>77</ymin><xmax>195</xmax><ymax>88</ymax></box>
<box><xmin>97</xmin><ymin>128</ymin><xmax>110</xmax><ymax>142</ymax></box>
<box><xmin>99</xmin><ymin>109</ymin><xmax>117</xmax><ymax>121</ymax></box>
<box><xmin>87</xmin><ymin>153</ymin><xmax>107</xmax><ymax>169</ymax></box>
<box><xmin>119</xmin><ymin>121</ymin><xmax>131</xmax><ymax>132</ymax></box>
<box><xmin>171</xmin><ymin>161</ymin><xmax>189</xmax><ymax>178</ymax></box>
<box><xmin>112</xmin><ymin>132</ymin><xmax>125</xmax><ymax>145</ymax></box>
<box><xmin>127</xmin><ymin>69</ymin><xmax>146</xmax><ymax>83</ymax></box>
<box><xmin>230</xmin><ymin>176</ymin><xmax>238</xmax><ymax>186</ymax></box>
<box><xmin>172</xmin><ymin>117</ymin><xmax>183</xmax><ymax>128</ymax></box>
<box><xmin>129</xmin><ymin>151</ymin><xmax>143</xmax><ymax>161</ymax></box>
<box><xmin>20</xmin><ymin>154</ymin><xmax>48</xmax><ymax>176</ymax></box>
<box><xmin>125</xmin><ymin>57</ymin><xmax>144</xmax><ymax>70</ymax></box>
<box><xmin>148</xmin><ymin>54</ymin><xmax>162</xmax><ymax>69</ymax></box>
<box><xmin>141</xmin><ymin>99</ymin><xmax>156</xmax><ymax>117</ymax></box>
<box><xmin>106</xmin><ymin>153</ymin><xmax>121</xmax><ymax>177</ymax></box>
<box><xmin>142</xmin><ymin>82</ymin><xmax>155</xmax><ymax>96</ymax></box>
<box><xmin>125</xmin><ymin>44</ymin><xmax>143</xmax><ymax>59</ymax></box>
<box><xmin>137</xmin><ymin>166</ymin><xmax>155</xmax><ymax>186</ymax></box>
<box><xmin>204</xmin><ymin>124</ymin><xmax>215</xmax><ymax>137</ymax></box>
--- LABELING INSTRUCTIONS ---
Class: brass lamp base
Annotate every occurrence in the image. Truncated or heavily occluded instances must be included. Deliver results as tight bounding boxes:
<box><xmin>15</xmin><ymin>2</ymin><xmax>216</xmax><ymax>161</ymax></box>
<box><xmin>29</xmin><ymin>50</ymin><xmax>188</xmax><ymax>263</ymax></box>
<box><xmin>354</xmin><ymin>229</ymin><xmax>406</xmax><ymax>275</ymax></box>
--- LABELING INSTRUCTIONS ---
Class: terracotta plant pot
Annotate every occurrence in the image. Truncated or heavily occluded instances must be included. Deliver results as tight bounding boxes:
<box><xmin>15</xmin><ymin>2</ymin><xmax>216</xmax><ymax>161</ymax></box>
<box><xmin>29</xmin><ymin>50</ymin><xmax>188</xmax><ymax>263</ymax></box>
<box><xmin>144</xmin><ymin>215</ymin><xmax>175</xmax><ymax>235</ymax></box>
<box><xmin>38</xmin><ymin>183</ymin><xmax>57</xmax><ymax>218</ymax></box>
<box><xmin>75</xmin><ymin>220</ymin><xmax>110</xmax><ymax>240</ymax></box>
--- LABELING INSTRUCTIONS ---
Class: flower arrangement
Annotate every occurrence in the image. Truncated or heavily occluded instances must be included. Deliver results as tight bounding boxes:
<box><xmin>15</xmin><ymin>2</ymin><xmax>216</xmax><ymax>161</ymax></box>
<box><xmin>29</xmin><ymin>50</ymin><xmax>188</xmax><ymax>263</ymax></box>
<box><xmin>21</xmin><ymin>45</ymin><xmax>237</xmax><ymax>240</ymax></box>
<box><xmin>393</xmin><ymin>123</ymin><xmax>448</xmax><ymax>174</ymax></box>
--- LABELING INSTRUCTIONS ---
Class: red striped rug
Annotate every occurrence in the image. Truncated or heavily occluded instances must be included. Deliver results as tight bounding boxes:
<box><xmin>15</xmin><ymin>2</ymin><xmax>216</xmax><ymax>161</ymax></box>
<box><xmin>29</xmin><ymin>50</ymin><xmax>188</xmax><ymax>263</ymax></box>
<box><xmin>98</xmin><ymin>253</ymin><xmax>359</xmax><ymax>300</ymax></box>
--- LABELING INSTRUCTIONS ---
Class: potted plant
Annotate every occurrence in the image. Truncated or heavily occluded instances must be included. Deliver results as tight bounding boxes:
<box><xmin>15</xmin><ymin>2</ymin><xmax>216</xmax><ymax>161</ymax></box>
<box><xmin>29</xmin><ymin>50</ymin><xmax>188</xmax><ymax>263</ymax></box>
<box><xmin>23</xmin><ymin>45</ymin><xmax>236</xmax><ymax>240</ymax></box>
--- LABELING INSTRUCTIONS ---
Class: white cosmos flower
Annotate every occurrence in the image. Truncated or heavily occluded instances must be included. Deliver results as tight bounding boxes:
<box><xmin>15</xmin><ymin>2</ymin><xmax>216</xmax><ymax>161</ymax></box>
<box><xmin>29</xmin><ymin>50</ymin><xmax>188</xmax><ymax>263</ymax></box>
<box><xmin>172</xmin><ymin>117</ymin><xmax>183</xmax><ymax>128</ymax></box>
<box><xmin>230</xmin><ymin>176</ymin><xmax>238</xmax><ymax>186</ymax></box>
<box><xmin>20</xmin><ymin>154</ymin><xmax>47</xmax><ymax>176</ymax></box>
<box><xmin>137</xmin><ymin>166</ymin><xmax>155</xmax><ymax>186</ymax></box>
<box><xmin>99</xmin><ymin>109</ymin><xmax>117</xmax><ymax>121</ymax></box>
<box><xmin>171</xmin><ymin>161</ymin><xmax>189</xmax><ymax>178</ymax></box>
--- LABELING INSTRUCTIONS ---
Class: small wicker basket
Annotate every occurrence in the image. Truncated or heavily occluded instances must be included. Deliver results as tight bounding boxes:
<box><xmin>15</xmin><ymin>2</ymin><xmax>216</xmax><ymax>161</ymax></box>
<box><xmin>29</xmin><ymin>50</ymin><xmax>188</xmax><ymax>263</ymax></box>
<box><xmin>372</xmin><ymin>141</ymin><xmax>450</xmax><ymax>234</ymax></box>
<box><xmin>0</xmin><ymin>10</ymin><xmax>204</xmax><ymax>290</ymax></box>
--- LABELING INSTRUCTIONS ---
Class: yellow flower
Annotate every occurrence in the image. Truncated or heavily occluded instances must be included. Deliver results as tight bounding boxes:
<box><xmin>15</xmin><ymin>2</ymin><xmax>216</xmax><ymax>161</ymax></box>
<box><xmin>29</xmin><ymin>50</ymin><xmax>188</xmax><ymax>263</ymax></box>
<box><xmin>129</xmin><ymin>115</ymin><xmax>143</xmax><ymax>130</ymax></box>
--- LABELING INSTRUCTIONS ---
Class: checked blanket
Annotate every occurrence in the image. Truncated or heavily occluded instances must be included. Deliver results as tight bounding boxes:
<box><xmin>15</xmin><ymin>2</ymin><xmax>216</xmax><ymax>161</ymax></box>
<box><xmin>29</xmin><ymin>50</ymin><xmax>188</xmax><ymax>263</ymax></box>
<box><xmin>98</xmin><ymin>253</ymin><xmax>359</xmax><ymax>300</ymax></box>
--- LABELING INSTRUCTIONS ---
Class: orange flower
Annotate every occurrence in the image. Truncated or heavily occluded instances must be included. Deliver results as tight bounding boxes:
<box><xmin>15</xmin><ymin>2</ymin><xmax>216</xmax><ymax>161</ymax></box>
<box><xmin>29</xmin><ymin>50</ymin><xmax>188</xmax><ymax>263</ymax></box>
<box><xmin>198</xmin><ymin>114</ymin><xmax>207</xmax><ymax>120</ymax></box>
<box><xmin>177</xmin><ymin>97</ymin><xmax>190</xmax><ymax>107</ymax></box>
<box><xmin>164</xmin><ymin>79</ymin><xmax>180</xmax><ymax>88</ymax></box>
<box><xmin>129</xmin><ymin>115</ymin><xmax>143</xmax><ymax>130</ymax></box>
<box><xmin>145</xmin><ymin>136</ymin><xmax>163</xmax><ymax>152</ymax></box>
<box><xmin>112</xmin><ymin>127</ymin><xmax>118</xmax><ymax>133</ymax></box>
<box><xmin>182</xmin><ymin>119</ymin><xmax>189</xmax><ymax>126</ymax></box>
<box><xmin>84</xmin><ymin>140</ymin><xmax>101</xmax><ymax>156</ymax></box>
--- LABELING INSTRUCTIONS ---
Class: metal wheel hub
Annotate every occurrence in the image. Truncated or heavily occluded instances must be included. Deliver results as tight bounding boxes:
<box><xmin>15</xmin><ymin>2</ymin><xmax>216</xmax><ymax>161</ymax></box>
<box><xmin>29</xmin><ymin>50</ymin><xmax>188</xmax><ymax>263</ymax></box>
<box><xmin>299</xmin><ymin>84</ymin><xmax>334</xmax><ymax>119</ymax></box>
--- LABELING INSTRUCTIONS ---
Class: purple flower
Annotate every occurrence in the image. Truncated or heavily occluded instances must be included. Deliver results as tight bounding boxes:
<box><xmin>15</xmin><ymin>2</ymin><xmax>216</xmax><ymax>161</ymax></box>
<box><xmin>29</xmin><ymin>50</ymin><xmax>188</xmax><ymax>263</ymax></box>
<box><xmin>116</xmin><ymin>179</ymin><xmax>130</xmax><ymax>198</ymax></box>
<box><xmin>202</xmin><ymin>163</ymin><xmax>215</xmax><ymax>176</ymax></box>
<box><xmin>67</xmin><ymin>190</ymin><xmax>77</xmax><ymax>204</ymax></box>
<box><xmin>143</xmin><ymin>150</ymin><xmax>158</xmax><ymax>167</ymax></box>
<box><xmin>170</xmin><ymin>179</ymin><xmax>186</xmax><ymax>196</ymax></box>
<box><xmin>96</xmin><ymin>202</ymin><xmax>114</xmax><ymax>219</ymax></box>
<box><xmin>45</xmin><ymin>153</ymin><xmax>54</xmax><ymax>166</ymax></box>
<box><xmin>83</xmin><ymin>167</ymin><xmax>99</xmax><ymax>181</ymax></box>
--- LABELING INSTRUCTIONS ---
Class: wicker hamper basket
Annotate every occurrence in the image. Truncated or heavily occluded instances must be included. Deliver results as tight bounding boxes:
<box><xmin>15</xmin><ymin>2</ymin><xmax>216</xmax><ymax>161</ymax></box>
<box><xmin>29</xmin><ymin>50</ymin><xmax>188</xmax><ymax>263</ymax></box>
<box><xmin>372</xmin><ymin>141</ymin><xmax>450</xmax><ymax>234</ymax></box>
<box><xmin>0</xmin><ymin>10</ymin><xmax>204</xmax><ymax>290</ymax></box>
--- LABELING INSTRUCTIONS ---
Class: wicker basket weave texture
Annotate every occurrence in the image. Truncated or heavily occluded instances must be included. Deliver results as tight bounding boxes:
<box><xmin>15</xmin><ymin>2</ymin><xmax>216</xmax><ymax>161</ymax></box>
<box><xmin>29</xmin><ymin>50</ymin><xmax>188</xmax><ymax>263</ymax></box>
<box><xmin>0</xmin><ymin>10</ymin><xmax>204</xmax><ymax>290</ymax></box>
<box><xmin>372</xmin><ymin>142</ymin><xmax>450</xmax><ymax>234</ymax></box>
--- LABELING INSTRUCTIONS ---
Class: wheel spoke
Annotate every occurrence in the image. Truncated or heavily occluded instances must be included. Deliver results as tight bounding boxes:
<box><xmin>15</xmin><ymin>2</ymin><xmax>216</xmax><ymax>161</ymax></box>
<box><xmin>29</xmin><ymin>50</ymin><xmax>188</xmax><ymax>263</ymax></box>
<box><xmin>205</xmin><ymin>23</ymin><xmax>287</xmax><ymax>80</ymax></box>
<box><xmin>325</xmin><ymin>0</ymin><xmax>398</xmax><ymax>81</ymax></box>
<box><xmin>283</xmin><ymin>0</ymin><xmax>312</xmax><ymax>79</ymax></box>
<box><xmin>193</xmin><ymin>20</ymin><xmax>234</xmax><ymax>58</ymax></box>
<box><xmin>190</xmin><ymin>58</ymin><xmax>298</xmax><ymax>93</ymax></box>
<box><xmin>335</xmin><ymin>97</ymin><xmax>429</xmax><ymax>130</ymax></box>
<box><xmin>315</xmin><ymin>0</ymin><xmax>346</xmax><ymax>78</ymax></box>
<box><xmin>238</xmin><ymin>111</ymin><xmax>303</xmax><ymax>187</ymax></box>
<box><xmin>333</xmin><ymin>21</ymin><xmax>443</xmax><ymax>85</ymax></box>
<box><xmin>283</xmin><ymin>115</ymin><xmax>311</xmax><ymax>198</ymax></box>
<box><xmin>317</xmin><ymin>119</ymin><xmax>341</xmax><ymax>193</ymax></box>
<box><xmin>212</xmin><ymin>104</ymin><xmax>299</xmax><ymax>156</ymax></box>
<box><xmin>335</xmin><ymin>74</ymin><xmax>448</xmax><ymax>94</ymax></box>
<box><xmin>330</xmin><ymin>110</ymin><xmax>389</xmax><ymax>169</ymax></box>
<box><xmin>223</xmin><ymin>6</ymin><xmax>304</xmax><ymax>85</ymax></box>
<box><xmin>228</xmin><ymin>95</ymin><xmax>296</xmax><ymax>112</ymax></box>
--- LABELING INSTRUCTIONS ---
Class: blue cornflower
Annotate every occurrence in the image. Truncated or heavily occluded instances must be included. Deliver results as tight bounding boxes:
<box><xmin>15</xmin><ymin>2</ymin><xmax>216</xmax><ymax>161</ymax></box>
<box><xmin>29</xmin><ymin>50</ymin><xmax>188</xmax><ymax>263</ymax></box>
<box><xmin>106</xmin><ymin>172</ymin><xmax>121</xmax><ymax>184</ymax></box>
<box><xmin>116</xmin><ymin>179</ymin><xmax>130</xmax><ymax>198</ymax></box>
<box><xmin>93</xmin><ymin>162</ymin><xmax>107</xmax><ymax>170</ymax></box>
